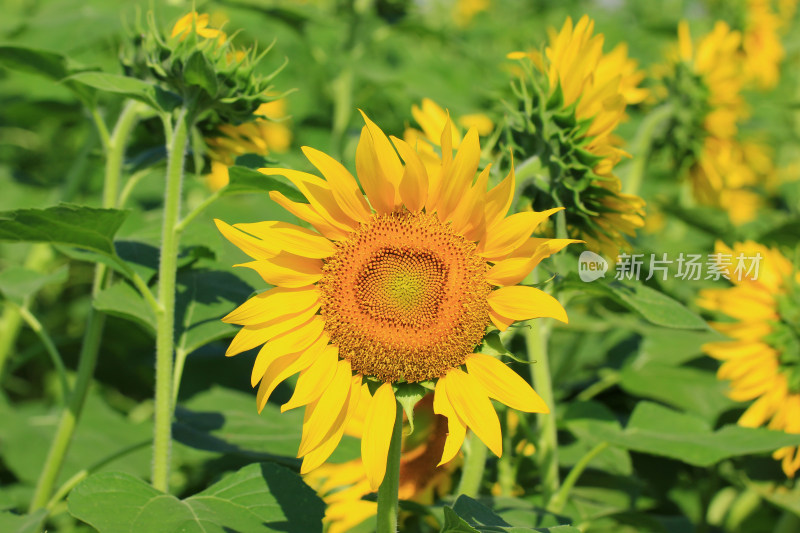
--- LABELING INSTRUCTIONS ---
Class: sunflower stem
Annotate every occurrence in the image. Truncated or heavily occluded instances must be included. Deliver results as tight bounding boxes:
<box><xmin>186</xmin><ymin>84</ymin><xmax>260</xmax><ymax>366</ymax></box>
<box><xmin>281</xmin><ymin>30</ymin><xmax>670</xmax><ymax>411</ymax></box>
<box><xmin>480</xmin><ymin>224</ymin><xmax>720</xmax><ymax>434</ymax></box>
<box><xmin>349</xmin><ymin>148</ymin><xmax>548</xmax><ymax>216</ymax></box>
<box><xmin>623</xmin><ymin>103</ymin><xmax>672</xmax><ymax>197</ymax></box>
<box><xmin>547</xmin><ymin>441</ymin><xmax>607</xmax><ymax>513</ymax></box>
<box><xmin>526</xmin><ymin>312</ymin><xmax>559</xmax><ymax>501</ymax></box>
<box><xmin>376</xmin><ymin>400</ymin><xmax>403</xmax><ymax>533</ymax></box>
<box><xmin>16</xmin><ymin>305</ymin><xmax>70</xmax><ymax>403</ymax></box>
<box><xmin>457</xmin><ymin>433</ymin><xmax>488</xmax><ymax>497</ymax></box>
<box><xmin>28</xmin><ymin>100</ymin><xmax>141</xmax><ymax>512</ymax></box>
<box><xmin>152</xmin><ymin>107</ymin><xmax>191</xmax><ymax>492</ymax></box>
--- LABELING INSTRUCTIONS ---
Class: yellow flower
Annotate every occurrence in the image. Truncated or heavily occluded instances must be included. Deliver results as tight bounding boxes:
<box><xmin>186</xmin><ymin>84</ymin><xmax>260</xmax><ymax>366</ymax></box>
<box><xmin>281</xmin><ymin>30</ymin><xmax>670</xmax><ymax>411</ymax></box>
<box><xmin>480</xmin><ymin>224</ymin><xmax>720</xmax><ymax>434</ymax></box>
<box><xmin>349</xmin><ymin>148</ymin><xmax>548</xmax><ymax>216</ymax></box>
<box><xmin>205</xmin><ymin>99</ymin><xmax>292</xmax><ymax>191</ymax></box>
<box><xmin>171</xmin><ymin>12</ymin><xmax>226</xmax><ymax>43</ymax></box>
<box><xmin>453</xmin><ymin>0</ymin><xmax>490</xmax><ymax>27</ymax></box>
<box><xmin>699</xmin><ymin>241</ymin><xmax>800</xmax><ymax>477</ymax></box>
<box><xmin>305</xmin><ymin>395</ymin><xmax>456</xmax><ymax>533</ymax></box>
<box><xmin>742</xmin><ymin>0</ymin><xmax>785</xmax><ymax>90</ymax></box>
<box><xmin>216</xmin><ymin>112</ymin><xmax>574</xmax><ymax>488</ymax></box>
<box><xmin>508</xmin><ymin>16</ymin><xmax>647</xmax><ymax>258</ymax></box>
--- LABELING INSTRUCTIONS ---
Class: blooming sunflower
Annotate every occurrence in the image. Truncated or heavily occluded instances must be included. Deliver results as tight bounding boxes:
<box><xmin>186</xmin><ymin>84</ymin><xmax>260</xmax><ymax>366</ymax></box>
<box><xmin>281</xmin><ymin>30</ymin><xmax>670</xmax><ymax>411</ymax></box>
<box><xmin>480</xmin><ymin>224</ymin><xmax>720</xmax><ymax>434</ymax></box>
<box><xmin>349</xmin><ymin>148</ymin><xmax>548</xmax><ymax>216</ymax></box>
<box><xmin>216</xmin><ymin>112</ymin><xmax>574</xmax><ymax>488</ymax></box>
<box><xmin>505</xmin><ymin>15</ymin><xmax>647</xmax><ymax>258</ymax></box>
<box><xmin>305</xmin><ymin>394</ymin><xmax>456</xmax><ymax>533</ymax></box>
<box><xmin>698</xmin><ymin>241</ymin><xmax>800</xmax><ymax>477</ymax></box>
<box><xmin>205</xmin><ymin>99</ymin><xmax>292</xmax><ymax>191</ymax></box>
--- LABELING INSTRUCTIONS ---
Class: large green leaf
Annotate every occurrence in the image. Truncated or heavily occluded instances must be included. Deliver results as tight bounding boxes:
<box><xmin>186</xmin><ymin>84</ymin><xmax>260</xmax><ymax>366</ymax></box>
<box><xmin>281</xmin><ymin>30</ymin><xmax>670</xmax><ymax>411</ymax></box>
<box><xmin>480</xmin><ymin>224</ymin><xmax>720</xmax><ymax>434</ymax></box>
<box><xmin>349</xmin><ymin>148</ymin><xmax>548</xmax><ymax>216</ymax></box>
<box><xmin>441</xmin><ymin>496</ymin><xmax>580</xmax><ymax>532</ymax></box>
<box><xmin>173</xmin><ymin>386</ymin><xmax>359</xmax><ymax>464</ymax></box>
<box><xmin>0</xmin><ymin>45</ymin><xmax>93</xmax><ymax>100</ymax></box>
<box><xmin>561</xmin><ymin>401</ymin><xmax>632</xmax><ymax>476</ymax></box>
<box><xmin>224</xmin><ymin>166</ymin><xmax>307</xmax><ymax>203</ymax></box>
<box><xmin>0</xmin><ymin>265</ymin><xmax>68</xmax><ymax>306</ymax></box>
<box><xmin>0</xmin><ymin>392</ymin><xmax>151</xmax><ymax>486</ymax></box>
<box><xmin>0</xmin><ymin>510</ymin><xmax>47</xmax><ymax>533</ymax></box>
<box><xmin>592</xmin><ymin>402</ymin><xmax>800</xmax><ymax>466</ymax></box>
<box><xmin>93</xmin><ymin>281</ymin><xmax>157</xmax><ymax>333</ymax></box>
<box><xmin>67</xmin><ymin>72</ymin><xmax>179</xmax><ymax>111</ymax></box>
<box><xmin>618</xmin><ymin>362</ymin><xmax>736</xmax><ymax>421</ymax></box>
<box><xmin>605</xmin><ymin>281</ymin><xmax>707</xmax><ymax>330</ymax></box>
<box><xmin>0</xmin><ymin>204</ymin><xmax>128</xmax><ymax>263</ymax></box>
<box><xmin>68</xmin><ymin>463</ymin><xmax>324</xmax><ymax>533</ymax></box>
<box><xmin>175</xmin><ymin>266</ymin><xmax>254</xmax><ymax>355</ymax></box>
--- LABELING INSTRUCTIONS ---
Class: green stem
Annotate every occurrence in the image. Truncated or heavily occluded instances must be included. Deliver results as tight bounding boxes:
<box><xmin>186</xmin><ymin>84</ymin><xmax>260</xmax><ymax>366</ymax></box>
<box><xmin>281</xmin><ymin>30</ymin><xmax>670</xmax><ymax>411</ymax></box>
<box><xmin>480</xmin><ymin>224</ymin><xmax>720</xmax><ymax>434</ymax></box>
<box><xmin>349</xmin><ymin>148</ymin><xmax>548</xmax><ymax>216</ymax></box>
<box><xmin>457</xmin><ymin>433</ymin><xmax>488</xmax><ymax>497</ymax></box>
<box><xmin>376</xmin><ymin>401</ymin><xmax>403</xmax><ymax>533</ymax></box>
<box><xmin>175</xmin><ymin>188</ymin><xmax>223</xmax><ymax>235</ymax></box>
<box><xmin>547</xmin><ymin>441</ymin><xmax>608</xmax><ymax>514</ymax></box>
<box><xmin>623</xmin><ymin>104</ymin><xmax>673</xmax><ymax>197</ymax></box>
<box><xmin>28</xmin><ymin>101</ymin><xmax>141</xmax><ymax>512</ymax></box>
<box><xmin>0</xmin><ymin>244</ymin><xmax>53</xmax><ymax>380</ymax></box>
<box><xmin>775</xmin><ymin>511</ymin><xmax>800</xmax><ymax>533</ymax></box>
<box><xmin>576</xmin><ymin>370</ymin><xmax>620</xmax><ymax>402</ymax></box>
<box><xmin>152</xmin><ymin>108</ymin><xmax>191</xmax><ymax>492</ymax></box>
<box><xmin>526</xmin><ymin>313</ymin><xmax>559</xmax><ymax>500</ymax></box>
<box><xmin>171</xmin><ymin>348</ymin><xmax>187</xmax><ymax>407</ymax></box>
<box><xmin>17</xmin><ymin>305</ymin><xmax>70</xmax><ymax>402</ymax></box>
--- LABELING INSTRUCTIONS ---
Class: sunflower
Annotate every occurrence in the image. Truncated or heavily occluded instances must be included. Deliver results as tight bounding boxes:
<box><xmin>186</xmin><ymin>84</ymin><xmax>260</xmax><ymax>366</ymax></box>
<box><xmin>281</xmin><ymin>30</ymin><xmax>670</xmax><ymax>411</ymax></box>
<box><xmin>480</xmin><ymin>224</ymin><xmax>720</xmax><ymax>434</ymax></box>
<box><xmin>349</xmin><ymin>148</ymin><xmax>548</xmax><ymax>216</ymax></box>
<box><xmin>698</xmin><ymin>241</ymin><xmax>800</xmax><ymax>477</ymax></box>
<box><xmin>742</xmin><ymin>0</ymin><xmax>785</xmax><ymax>90</ymax></box>
<box><xmin>305</xmin><ymin>394</ymin><xmax>456</xmax><ymax>533</ymax></box>
<box><xmin>505</xmin><ymin>15</ymin><xmax>647</xmax><ymax>258</ymax></box>
<box><xmin>205</xmin><ymin>99</ymin><xmax>292</xmax><ymax>191</ymax></box>
<box><xmin>171</xmin><ymin>11</ymin><xmax>226</xmax><ymax>42</ymax></box>
<box><xmin>216</xmin><ymin>112</ymin><xmax>574</xmax><ymax>488</ymax></box>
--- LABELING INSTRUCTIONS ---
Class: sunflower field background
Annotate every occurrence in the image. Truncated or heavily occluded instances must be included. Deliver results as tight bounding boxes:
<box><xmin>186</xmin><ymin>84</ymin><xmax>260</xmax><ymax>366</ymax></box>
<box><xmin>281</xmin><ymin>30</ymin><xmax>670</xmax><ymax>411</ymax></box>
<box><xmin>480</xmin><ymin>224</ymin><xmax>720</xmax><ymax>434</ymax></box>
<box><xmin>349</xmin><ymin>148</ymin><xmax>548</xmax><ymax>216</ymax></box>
<box><xmin>1</xmin><ymin>0</ymin><xmax>800</xmax><ymax>532</ymax></box>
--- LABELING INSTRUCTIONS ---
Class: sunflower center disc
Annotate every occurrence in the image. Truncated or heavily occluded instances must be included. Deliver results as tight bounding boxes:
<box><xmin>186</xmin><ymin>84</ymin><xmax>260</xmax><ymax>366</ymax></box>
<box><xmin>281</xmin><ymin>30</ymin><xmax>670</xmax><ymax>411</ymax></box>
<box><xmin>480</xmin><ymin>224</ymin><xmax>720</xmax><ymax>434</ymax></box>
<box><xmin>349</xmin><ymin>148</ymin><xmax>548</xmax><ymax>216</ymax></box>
<box><xmin>319</xmin><ymin>211</ymin><xmax>491</xmax><ymax>383</ymax></box>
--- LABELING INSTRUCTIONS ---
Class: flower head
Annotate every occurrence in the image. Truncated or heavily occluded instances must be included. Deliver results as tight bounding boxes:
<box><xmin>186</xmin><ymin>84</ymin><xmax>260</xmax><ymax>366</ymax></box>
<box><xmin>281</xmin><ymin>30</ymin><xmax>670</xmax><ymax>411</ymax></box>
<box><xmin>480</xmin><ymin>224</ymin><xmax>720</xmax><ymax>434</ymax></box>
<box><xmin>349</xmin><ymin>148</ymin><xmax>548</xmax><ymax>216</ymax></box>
<box><xmin>504</xmin><ymin>16</ymin><xmax>646</xmax><ymax>258</ymax></box>
<box><xmin>699</xmin><ymin>241</ymin><xmax>800</xmax><ymax>477</ymax></box>
<box><xmin>216</xmin><ymin>112</ymin><xmax>574</xmax><ymax>488</ymax></box>
<box><xmin>742</xmin><ymin>0</ymin><xmax>785</xmax><ymax>90</ymax></box>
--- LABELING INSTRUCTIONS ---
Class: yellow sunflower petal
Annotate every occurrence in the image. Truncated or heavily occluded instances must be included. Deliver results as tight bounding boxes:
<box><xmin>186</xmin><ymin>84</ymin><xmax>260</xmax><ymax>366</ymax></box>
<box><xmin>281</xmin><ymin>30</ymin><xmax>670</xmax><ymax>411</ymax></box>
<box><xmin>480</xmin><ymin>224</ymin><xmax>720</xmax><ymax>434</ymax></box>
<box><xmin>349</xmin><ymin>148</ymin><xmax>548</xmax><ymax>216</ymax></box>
<box><xmin>223</xmin><ymin>286</ymin><xmax>319</xmax><ymax>325</ymax></box>
<box><xmin>359</xmin><ymin>111</ymin><xmax>404</xmax><ymax>194</ymax></box>
<box><xmin>235</xmin><ymin>253</ymin><xmax>322</xmax><ymax>288</ymax></box>
<box><xmin>215</xmin><ymin>219</ymin><xmax>273</xmax><ymax>260</ymax></box>
<box><xmin>483</xmin><ymin>160</ymin><xmax>515</xmax><ymax>231</ymax></box>
<box><xmin>465</xmin><ymin>353</ymin><xmax>549</xmax><ymax>413</ymax></box>
<box><xmin>438</xmin><ymin>128</ymin><xmax>480</xmax><ymax>221</ymax></box>
<box><xmin>442</xmin><ymin>368</ymin><xmax>502</xmax><ymax>457</ymax></box>
<box><xmin>433</xmin><ymin>376</ymin><xmax>467</xmax><ymax>466</ymax></box>
<box><xmin>281</xmin><ymin>345</ymin><xmax>339</xmax><ymax>412</ymax></box>
<box><xmin>487</xmin><ymin>286</ymin><xmax>568</xmax><ymax>324</ymax></box>
<box><xmin>260</xmin><ymin>168</ymin><xmax>359</xmax><ymax>231</ymax></box>
<box><xmin>356</xmin><ymin>126</ymin><xmax>396</xmax><ymax>213</ymax></box>
<box><xmin>251</xmin><ymin>316</ymin><xmax>325</xmax><ymax>388</ymax></box>
<box><xmin>301</xmin><ymin>146</ymin><xmax>372</xmax><ymax>224</ymax></box>
<box><xmin>478</xmin><ymin>208</ymin><xmax>563</xmax><ymax>261</ymax></box>
<box><xmin>234</xmin><ymin>221</ymin><xmax>336</xmax><ymax>259</ymax></box>
<box><xmin>268</xmin><ymin>191</ymin><xmax>352</xmax><ymax>241</ymax></box>
<box><xmin>225</xmin><ymin>304</ymin><xmax>320</xmax><ymax>357</ymax></box>
<box><xmin>361</xmin><ymin>383</ymin><xmax>398</xmax><ymax>491</ymax></box>
<box><xmin>391</xmin><ymin>136</ymin><xmax>429</xmax><ymax>212</ymax></box>
<box><xmin>300</xmin><ymin>374</ymin><xmax>363</xmax><ymax>474</ymax></box>
<box><xmin>298</xmin><ymin>359</ymin><xmax>353</xmax><ymax>457</ymax></box>
<box><xmin>254</xmin><ymin>334</ymin><xmax>329</xmax><ymax>409</ymax></box>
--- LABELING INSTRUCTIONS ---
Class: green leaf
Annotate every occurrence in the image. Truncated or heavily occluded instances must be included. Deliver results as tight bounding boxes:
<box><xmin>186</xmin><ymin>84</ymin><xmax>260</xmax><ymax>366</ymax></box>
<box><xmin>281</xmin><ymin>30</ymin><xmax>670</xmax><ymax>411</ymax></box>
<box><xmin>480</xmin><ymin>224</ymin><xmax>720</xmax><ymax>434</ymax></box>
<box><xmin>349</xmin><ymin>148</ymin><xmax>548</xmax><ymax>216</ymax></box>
<box><xmin>0</xmin><ymin>265</ymin><xmax>68</xmax><ymax>306</ymax></box>
<box><xmin>394</xmin><ymin>382</ymin><xmax>427</xmax><ymax>435</ymax></box>
<box><xmin>68</xmin><ymin>463</ymin><xmax>324</xmax><ymax>533</ymax></box>
<box><xmin>224</xmin><ymin>166</ymin><xmax>307</xmax><ymax>203</ymax></box>
<box><xmin>173</xmin><ymin>386</ymin><xmax>359</xmax><ymax>464</ymax></box>
<box><xmin>442</xmin><ymin>496</ymin><xmax>580</xmax><ymax>532</ymax></box>
<box><xmin>183</xmin><ymin>51</ymin><xmax>218</xmax><ymax>97</ymax></box>
<box><xmin>0</xmin><ymin>204</ymin><xmax>128</xmax><ymax>263</ymax></box>
<box><xmin>94</xmin><ymin>281</ymin><xmax>157</xmax><ymax>333</ymax></box>
<box><xmin>606</xmin><ymin>281</ymin><xmax>707</xmax><ymax>330</ymax></box>
<box><xmin>592</xmin><ymin>402</ymin><xmax>800</xmax><ymax>466</ymax></box>
<box><xmin>618</xmin><ymin>361</ymin><xmax>736</xmax><ymax>421</ymax></box>
<box><xmin>0</xmin><ymin>45</ymin><xmax>93</xmax><ymax>101</ymax></box>
<box><xmin>561</xmin><ymin>401</ymin><xmax>632</xmax><ymax>476</ymax></box>
<box><xmin>175</xmin><ymin>266</ymin><xmax>254</xmax><ymax>355</ymax></box>
<box><xmin>67</xmin><ymin>72</ymin><xmax>179</xmax><ymax>111</ymax></box>
<box><xmin>0</xmin><ymin>509</ymin><xmax>47</xmax><ymax>533</ymax></box>
<box><xmin>0</xmin><ymin>391</ymin><xmax>151</xmax><ymax>486</ymax></box>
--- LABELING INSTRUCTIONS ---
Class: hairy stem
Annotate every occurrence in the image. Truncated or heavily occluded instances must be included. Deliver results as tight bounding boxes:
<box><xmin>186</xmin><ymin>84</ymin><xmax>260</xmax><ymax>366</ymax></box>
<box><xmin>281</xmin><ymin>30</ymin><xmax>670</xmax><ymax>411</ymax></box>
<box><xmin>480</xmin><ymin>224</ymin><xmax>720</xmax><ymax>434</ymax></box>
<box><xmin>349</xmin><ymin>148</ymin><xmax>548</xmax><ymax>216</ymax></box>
<box><xmin>151</xmin><ymin>107</ymin><xmax>190</xmax><ymax>492</ymax></box>
<box><xmin>376</xmin><ymin>401</ymin><xmax>403</xmax><ymax>533</ymax></box>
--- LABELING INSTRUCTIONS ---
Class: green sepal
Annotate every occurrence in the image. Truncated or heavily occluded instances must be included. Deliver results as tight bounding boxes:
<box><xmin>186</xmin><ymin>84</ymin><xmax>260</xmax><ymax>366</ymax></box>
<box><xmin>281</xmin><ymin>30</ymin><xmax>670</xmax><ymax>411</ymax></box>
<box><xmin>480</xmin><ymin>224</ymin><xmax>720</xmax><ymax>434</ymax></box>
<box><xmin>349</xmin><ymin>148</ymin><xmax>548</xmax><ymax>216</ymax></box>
<box><xmin>393</xmin><ymin>382</ymin><xmax>427</xmax><ymax>436</ymax></box>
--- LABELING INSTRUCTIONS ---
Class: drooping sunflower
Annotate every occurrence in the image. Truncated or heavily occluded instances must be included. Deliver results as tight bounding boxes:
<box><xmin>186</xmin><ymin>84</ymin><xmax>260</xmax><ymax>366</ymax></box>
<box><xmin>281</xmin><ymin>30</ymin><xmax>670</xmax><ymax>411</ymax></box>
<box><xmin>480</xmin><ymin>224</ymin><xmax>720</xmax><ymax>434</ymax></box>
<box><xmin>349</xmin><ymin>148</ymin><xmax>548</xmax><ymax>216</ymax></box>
<box><xmin>305</xmin><ymin>394</ymin><xmax>456</xmax><ymax>533</ymax></box>
<box><xmin>657</xmin><ymin>20</ymin><xmax>748</xmax><ymax>206</ymax></box>
<box><xmin>741</xmin><ymin>0</ymin><xmax>785</xmax><ymax>90</ymax></box>
<box><xmin>505</xmin><ymin>15</ymin><xmax>647</xmax><ymax>258</ymax></box>
<box><xmin>216</xmin><ymin>112</ymin><xmax>574</xmax><ymax>488</ymax></box>
<box><xmin>205</xmin><ymin>99</ymin><xmax>292</xmax><ymax>191</ymax></box>
<box><xmin>698</xmin><ymin>241</ymin><xmax>800</xmax><ymax>477</ymax></box>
